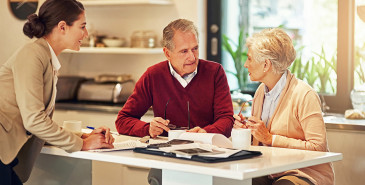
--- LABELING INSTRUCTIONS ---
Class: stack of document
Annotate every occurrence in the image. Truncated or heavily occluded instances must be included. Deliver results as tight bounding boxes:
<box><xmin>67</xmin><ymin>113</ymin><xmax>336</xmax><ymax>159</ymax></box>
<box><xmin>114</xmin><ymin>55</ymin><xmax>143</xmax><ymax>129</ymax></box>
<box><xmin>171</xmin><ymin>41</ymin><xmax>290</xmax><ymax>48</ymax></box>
<box><xmin>88</xmin><ymin>140</ymin><xmax>148</xmax><ymax>152</ymax></box>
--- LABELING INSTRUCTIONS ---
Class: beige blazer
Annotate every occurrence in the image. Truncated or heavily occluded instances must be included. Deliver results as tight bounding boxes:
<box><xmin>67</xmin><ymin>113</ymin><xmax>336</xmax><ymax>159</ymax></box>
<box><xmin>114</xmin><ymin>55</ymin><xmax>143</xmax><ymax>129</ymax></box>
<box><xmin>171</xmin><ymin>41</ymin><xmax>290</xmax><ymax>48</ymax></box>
<box><xmin>251</xmin><ymin>70</ymin><xmax>334</xmax><ymax>185</ymax></box>
<box><xmin>0</xmin><ymin>38</ymin><xmax>83</xmax><ymax>171</ymax></box>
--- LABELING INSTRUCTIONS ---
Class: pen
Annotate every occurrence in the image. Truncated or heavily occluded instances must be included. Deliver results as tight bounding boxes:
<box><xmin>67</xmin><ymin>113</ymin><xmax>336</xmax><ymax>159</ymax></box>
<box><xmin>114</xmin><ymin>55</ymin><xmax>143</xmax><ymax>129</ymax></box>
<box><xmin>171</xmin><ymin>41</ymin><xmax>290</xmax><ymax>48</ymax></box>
<box><xmin>86</xmin><ymin>126</ymin><xmax>120</xmax><ymax>135</ymax></box>
<box><xmin>238</xmin><ymin>99</ymin><xmax>252</xmax><ymax>117</ymax></box>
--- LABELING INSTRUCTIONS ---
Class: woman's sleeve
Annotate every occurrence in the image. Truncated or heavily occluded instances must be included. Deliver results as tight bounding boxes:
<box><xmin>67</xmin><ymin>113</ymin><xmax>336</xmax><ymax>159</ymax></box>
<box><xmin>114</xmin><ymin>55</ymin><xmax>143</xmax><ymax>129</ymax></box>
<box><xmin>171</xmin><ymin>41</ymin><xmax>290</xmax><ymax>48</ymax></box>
<box><xmin>13</xmin><ymin>47</ymin><xmax>83</xmax><ymax>152</ymax></box>
<box><xmin>272</xmin><ymin>90</ymin><xmax>327</xmax><ymax>152</ymax></box>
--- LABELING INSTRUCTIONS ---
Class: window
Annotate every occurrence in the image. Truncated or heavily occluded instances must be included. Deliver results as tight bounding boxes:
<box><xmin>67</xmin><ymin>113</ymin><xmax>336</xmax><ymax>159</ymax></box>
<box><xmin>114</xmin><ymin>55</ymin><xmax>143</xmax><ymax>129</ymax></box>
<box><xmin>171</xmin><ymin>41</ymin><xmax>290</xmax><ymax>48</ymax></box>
<box><xmin>207</xmin><ymin>0</ymin><xmax>355</xmax><ymax>113</ymax></box>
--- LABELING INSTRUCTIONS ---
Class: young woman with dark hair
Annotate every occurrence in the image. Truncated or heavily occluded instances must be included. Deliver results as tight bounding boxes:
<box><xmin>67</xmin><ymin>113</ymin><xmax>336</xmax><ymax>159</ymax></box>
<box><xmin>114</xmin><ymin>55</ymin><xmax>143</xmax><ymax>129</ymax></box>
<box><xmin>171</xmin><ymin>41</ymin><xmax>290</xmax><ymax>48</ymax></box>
<box><xmin>0</xmin><ymin>1</ymin><xmax>114</xmax><ymax>184</ymax></box>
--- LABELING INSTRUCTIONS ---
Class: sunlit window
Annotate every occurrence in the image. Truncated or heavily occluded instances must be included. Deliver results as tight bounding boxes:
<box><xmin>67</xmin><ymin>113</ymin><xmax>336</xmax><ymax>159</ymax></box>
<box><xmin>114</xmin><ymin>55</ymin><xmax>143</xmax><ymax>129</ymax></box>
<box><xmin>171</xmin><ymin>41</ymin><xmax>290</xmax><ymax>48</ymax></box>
<box><xmin>222</xmin><ymin>0</ymin><xmax>338</xmax><ymax>94</ymax></box>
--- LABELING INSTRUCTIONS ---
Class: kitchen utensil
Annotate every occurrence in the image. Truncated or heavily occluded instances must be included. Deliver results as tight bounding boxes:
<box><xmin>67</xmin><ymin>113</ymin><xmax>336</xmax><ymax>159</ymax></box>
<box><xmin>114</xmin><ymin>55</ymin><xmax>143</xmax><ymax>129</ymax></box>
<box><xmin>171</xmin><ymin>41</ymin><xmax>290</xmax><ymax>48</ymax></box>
<box><xmin>102</xmin><ymin>37</ymin><xmax>126</xmax><ymax>47</ymax></box>
<box><xmin>94</xmin><ymin>74</ymin><xmax>132</xmax><ymax>83</ymax></box>
<box><xmin>131</xmin><ymin>30</ymin><xmax>157</xmax><ymax>48</ymax></box>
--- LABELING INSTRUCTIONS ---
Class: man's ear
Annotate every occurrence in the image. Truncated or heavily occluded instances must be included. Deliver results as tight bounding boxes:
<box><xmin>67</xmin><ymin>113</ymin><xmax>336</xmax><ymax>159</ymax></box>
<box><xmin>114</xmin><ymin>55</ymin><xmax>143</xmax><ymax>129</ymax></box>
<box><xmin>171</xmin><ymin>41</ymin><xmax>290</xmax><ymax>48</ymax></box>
<box><xmin>57</xmin><ymin>21</ymin><xmax>67</xmax><ymax>33</ymax></box>
<box><xmin>163</xmin><ymin>47</ymin><xmax>171</xmax><ymax>60</ymax></box>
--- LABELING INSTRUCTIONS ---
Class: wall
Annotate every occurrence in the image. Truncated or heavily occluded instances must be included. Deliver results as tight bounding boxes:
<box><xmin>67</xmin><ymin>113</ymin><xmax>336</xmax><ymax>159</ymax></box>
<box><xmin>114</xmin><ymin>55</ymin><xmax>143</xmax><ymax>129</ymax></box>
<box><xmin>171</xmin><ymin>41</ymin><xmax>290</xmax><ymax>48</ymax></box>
<box><xmin>0</xmin><ymin>0</ymin><xmax>31</xmax><ymax>64</ymax></box>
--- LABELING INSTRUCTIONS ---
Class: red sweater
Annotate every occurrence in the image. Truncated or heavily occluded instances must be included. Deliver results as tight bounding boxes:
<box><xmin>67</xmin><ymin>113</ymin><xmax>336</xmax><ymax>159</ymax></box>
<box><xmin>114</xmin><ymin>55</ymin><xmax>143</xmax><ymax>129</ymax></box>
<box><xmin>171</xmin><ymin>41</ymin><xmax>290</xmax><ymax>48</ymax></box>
<box><xmin>115</xmin><ymin>60</ymin><xmax>234</xmax><ymax>137</ymax></box>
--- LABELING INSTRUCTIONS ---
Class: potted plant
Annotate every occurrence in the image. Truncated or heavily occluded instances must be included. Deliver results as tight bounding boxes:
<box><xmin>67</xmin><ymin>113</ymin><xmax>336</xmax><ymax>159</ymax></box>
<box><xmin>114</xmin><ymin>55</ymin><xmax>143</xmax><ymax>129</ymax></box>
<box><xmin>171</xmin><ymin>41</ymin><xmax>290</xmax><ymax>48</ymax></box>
<box><xmin>222</xmin><ymin>29</ymin><xmax>249</xmax><ymax>92</ymax></box>
<box><xmin>222</xmin><ymin>29</ymin><xmax>253</xmax><ymax>115</ymax></box>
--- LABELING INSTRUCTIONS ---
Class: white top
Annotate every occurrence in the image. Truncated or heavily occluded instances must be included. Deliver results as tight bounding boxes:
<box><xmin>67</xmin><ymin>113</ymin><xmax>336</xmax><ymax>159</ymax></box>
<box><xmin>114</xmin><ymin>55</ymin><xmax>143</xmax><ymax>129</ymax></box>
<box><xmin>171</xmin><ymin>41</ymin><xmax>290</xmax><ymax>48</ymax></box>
<box><xmin>46</xmin><ymin>41</ymin><xmax>61</xmax><ymax>71</ymax></box>
<box><xmin>168</xmin><ymin>61</ymin><xmax>197</xmax><ymax>88</ymax></box>
<box><xmin>262</xmin><ymin>71</ymin><xmax>287</xmax><ymax>126</ymax></box>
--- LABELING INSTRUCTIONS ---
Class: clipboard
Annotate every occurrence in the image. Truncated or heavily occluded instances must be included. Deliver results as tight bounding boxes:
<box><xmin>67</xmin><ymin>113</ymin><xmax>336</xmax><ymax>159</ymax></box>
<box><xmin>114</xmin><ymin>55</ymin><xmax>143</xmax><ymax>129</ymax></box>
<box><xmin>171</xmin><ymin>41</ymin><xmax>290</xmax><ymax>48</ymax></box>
<box><xmin>133</xmin><ymin>147</ymin><xmax>262</xmax><ymax>163</ymax></box>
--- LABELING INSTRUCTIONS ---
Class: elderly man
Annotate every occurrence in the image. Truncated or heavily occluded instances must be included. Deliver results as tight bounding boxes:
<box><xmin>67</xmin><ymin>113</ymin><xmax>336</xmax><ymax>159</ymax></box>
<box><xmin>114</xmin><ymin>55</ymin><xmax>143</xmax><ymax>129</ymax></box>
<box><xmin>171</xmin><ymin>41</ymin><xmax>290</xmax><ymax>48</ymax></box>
<box><xmin>115</xmin><ymin>19</ymin><xmax>234</xmax><ymax>139</ymax></box>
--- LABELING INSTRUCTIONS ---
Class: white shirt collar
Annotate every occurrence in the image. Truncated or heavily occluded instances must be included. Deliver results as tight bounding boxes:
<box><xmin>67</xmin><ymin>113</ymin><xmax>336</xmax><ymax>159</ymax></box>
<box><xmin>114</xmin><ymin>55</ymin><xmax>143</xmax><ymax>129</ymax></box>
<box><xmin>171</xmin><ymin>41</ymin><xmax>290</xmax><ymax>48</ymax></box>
<box><xmin>168</xmin><ymin>61</ymin><xmax>198</xmax><ymax>88</ymax></box>
<box><xmin>46</xmin><ymin>41</ymin><xmax>61</xmax><ymax>71</ymax></box>
<box><xmin>264</xmin><ymin>70</ymin><xmax>287</xmax><ymax>96</ymax></box>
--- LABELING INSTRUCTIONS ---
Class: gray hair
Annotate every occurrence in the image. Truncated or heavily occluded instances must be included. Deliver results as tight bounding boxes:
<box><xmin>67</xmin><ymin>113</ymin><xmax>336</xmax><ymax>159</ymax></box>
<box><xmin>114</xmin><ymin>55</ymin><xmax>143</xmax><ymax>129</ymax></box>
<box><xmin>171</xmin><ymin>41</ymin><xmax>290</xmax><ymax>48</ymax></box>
<box><xmin>245</xmin><ymin>28</ymin><xmax>296</xmax><ymax>74</ymax></box>
<box><xmin>163</xmin><ymin>19</ymin><xmax>199</xmax><ymax>50</ymax></box>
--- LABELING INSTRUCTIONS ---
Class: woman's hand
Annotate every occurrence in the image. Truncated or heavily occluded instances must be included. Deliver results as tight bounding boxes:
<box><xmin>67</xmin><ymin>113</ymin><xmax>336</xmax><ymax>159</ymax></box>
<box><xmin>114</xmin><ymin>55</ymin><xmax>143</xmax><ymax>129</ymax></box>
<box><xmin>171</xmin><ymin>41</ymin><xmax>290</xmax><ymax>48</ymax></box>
<box><xmin>245</xmin><ymin>116</ymin><xmax>272</xmax><ymax>146</ymax></box>
<box><xmin>149</xmin><ymin>117</ymin><xmax>170</xmax><ymax>138</ymax></box>
<box><xmin>81</xmin><ymin>126</ymin><xmax>115</xmax><ymax>151</ymax></box>
<box><xmin>233</xmin><ymin>114</ymin><xmax>248</xmax><ymax>128</ymax></box>
<box><xmin>90</xmin><ymin>126</ymin><xmax>114</xmax><ymax>144</ymax></box>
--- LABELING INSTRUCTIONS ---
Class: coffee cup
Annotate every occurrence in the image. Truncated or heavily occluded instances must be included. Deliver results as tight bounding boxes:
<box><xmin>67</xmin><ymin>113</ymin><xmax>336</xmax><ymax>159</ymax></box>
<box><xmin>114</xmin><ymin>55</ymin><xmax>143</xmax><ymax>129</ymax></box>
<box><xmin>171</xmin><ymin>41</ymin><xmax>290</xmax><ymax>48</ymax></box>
<box><xmin>168</xmin><ymin>130</ymin><xmax>186</xmax><ymax>141</ymax></box>
<box><xmin>231</xmin><ymin>128</ymin><xmax>251</xmax><ymax>150</ymax></box>
<box><xmin>63</xmin><ymin>120</ymin><xmax>82</xmax><ymax>132</ymax></box>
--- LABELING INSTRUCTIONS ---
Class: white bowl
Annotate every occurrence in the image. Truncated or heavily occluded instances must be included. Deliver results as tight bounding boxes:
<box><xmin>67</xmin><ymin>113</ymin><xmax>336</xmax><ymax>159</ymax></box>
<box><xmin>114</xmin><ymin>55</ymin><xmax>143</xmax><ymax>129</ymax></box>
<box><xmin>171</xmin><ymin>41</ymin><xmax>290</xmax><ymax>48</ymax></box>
<box><xmin>102</xmin><ymin>38</ymin><xmax>125</xmax><ymax>47</ymax></box>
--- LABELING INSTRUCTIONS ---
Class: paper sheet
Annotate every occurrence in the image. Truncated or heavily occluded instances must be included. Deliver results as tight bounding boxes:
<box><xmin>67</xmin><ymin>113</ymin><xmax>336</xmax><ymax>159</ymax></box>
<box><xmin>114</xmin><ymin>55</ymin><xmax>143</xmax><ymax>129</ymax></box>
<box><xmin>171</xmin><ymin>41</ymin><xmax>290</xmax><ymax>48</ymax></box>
<box><xmin>178</xmin><ymin>133</ymin><xmax>232</xmax><ymax>148</ymax></box>
<box><xmin>88</xmin><ymin>140</ymin><xmax>148</xmax><ymax>152</ymax></box>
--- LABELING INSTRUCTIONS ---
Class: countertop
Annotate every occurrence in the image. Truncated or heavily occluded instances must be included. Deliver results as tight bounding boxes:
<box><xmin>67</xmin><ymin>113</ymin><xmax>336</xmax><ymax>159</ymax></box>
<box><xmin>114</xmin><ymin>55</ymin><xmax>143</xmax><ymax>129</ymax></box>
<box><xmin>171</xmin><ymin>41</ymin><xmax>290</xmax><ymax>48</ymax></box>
<box><xmin>56</xmin><ymin>102</ymin><xmax>365</xmax><ymax>131</ymax></box>
<box><xmin>56</xmin><ymin>102</ymin><xmax>124</xmax><ymax>113</ymax></box>
<box><xmin>56</xmin><ymin>102</ymin><xmax>154</xmax><ymax>115</ymax></box>
<box><xmin>324</xmin><ymin>114</ymin><xmax>365</xmax><ymax>131</ymax></box>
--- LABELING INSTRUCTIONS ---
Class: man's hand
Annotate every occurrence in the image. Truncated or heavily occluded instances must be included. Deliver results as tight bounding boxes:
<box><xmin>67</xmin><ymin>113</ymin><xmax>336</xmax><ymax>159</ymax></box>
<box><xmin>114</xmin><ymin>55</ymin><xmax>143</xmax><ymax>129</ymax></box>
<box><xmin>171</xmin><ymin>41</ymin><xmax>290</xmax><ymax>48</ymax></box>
<box><xmin>149</xmin><ymin>117</ymin><xmax>170</xmax><ymax>138</ymax></box>
<box><xmin>187</xmin><ymin>126</ymin><xmax>207</xmax><ymax>133</ymax></box>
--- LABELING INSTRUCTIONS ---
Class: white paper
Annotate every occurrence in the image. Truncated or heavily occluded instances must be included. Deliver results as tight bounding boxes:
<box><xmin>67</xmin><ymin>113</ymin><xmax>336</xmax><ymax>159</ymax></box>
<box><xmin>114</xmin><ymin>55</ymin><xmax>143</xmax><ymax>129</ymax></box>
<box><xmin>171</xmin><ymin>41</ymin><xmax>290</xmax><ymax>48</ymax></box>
<box><xmin>155</xmin><ymin>143</ymin><xmax>239</xmax><ymax>158</ymax></box>
<box><xmin>88</xmin><ymin>140</ymin><xmax>148</xmax><ymax>152</ymax></box>
<box><xmin>177</xmin><ymin>132</ymin><xmax>232</xmax><ymax>148</ymax></box>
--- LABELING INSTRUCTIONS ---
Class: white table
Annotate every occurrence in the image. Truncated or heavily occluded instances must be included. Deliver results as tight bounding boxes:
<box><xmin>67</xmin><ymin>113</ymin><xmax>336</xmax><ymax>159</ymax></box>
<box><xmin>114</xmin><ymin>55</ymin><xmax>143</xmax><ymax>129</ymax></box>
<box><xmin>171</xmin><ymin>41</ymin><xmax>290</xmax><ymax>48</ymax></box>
<box><xmin>30</xmin><ymin>136</ymin><xmax>342</xmax><ymax>185</ymax></box>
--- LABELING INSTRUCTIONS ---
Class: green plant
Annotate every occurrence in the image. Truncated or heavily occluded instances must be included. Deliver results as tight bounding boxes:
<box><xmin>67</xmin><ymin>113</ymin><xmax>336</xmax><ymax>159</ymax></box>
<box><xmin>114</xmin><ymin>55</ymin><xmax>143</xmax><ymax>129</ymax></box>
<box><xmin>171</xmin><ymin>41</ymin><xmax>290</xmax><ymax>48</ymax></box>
<box><xmin>290</xmin><ymin>45</ymin><xmax>337</xmax><ymax>94</ymax></box>
<box><xmin>305</xmin><ymin>57</ymin><xmax>318</xmax><ymax>88</ymax></box>
<box><xmin>290</xmin><ymin>45</ymin><xmax>308</xmax><ymax>80</ymax></box>
<box><xmin>313</xmin><ymin>46</ymin><xmax>337</xmax><ymax>93</ymax></box>
<box><xmin>222</xmin><ymin>29</ymin><xmax>249</xmax><ymax>91</ymax></box>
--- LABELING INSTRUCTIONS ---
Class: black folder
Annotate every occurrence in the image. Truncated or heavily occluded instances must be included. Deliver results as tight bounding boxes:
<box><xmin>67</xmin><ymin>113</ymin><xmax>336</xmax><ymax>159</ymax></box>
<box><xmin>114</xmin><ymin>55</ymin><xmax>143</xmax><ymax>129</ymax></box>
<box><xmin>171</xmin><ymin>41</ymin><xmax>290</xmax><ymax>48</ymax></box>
<box><xmin>133</xmin><ymin>147</ymin><xmax>262</xmax><ymax>163</ymax></box>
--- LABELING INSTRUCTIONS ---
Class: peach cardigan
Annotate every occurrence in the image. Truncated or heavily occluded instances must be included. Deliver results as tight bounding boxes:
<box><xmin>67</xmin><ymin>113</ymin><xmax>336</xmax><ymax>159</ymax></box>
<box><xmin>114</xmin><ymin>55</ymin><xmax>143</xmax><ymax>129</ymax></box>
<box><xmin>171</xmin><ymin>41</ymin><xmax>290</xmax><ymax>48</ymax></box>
<box><xmin>251</xmin><ymin>70</ymin><xmax>334</xmax><ymax>185</ymax></box>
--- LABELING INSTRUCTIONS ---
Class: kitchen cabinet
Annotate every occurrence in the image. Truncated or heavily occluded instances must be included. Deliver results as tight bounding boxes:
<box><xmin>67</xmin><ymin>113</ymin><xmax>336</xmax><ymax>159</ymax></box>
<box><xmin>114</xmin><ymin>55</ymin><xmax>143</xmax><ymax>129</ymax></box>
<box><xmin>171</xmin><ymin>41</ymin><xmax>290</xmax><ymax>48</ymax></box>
<box><xmin>80</xmin><ymin>0</ymin><xmax>172</xmax><ymax>6</ymax></box>
<box><xmin>63</xmin><ymin>47</ymin><xmax>163</xmax><ymax>54</ymax></box>
<box><xmin>324</xmin><ymin>116</ymin><xmax>365</xmax><ymax>185</ymax></box>
<box><xmin>61</xmin><ymin>0</ymin><xmax>173</xmax><ymax>55</ymax></box>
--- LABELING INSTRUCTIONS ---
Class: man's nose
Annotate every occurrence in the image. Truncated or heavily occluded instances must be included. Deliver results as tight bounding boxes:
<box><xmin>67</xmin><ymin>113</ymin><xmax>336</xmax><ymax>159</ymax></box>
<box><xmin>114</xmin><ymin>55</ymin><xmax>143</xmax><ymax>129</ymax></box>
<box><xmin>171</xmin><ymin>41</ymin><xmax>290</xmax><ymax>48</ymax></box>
<box><xmin>188</xmin><ymin>50</ymin><xmax>196</xmax><ymax>60</ymax></box>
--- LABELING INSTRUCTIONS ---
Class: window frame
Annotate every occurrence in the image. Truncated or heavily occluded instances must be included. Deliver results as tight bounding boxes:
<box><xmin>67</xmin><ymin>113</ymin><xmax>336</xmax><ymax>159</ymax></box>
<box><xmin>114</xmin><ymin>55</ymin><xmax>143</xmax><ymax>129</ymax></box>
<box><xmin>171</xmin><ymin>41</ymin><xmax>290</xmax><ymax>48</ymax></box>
<box><xmin>207</xmin><ymin>0</ymin><xmax>355</xmax><ymax>113</ymax></box>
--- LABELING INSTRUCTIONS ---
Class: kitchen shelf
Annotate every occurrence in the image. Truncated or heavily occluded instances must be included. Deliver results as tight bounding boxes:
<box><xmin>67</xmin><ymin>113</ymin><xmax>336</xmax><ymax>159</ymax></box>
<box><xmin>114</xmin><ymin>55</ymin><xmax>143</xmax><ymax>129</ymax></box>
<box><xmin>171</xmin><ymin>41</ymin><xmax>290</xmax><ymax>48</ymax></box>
<box><xmin>62</xmin><ymin>47</ymin><xmax>164</xmax><ymax>54</ymax></box>
<box><xmin>80</xmin><ymin>0</ymin><xmax>172</xmax><ymax>6</ymax></box>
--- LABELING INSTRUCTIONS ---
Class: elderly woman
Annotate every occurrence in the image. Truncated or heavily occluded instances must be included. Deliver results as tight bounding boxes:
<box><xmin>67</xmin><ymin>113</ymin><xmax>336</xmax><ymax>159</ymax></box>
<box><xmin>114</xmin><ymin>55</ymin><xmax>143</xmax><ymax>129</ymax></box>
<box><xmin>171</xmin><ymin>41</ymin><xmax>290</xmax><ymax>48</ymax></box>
<box><xmin>234</xmin><ymin>28</ymin><xmax>334</xmax><ymax>185</ymax></box>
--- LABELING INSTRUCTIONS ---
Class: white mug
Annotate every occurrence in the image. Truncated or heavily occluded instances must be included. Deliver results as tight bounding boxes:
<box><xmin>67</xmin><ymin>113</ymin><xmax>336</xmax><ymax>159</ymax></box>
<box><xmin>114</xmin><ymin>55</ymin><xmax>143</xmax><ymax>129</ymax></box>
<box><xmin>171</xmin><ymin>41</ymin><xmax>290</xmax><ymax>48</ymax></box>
<box><xmin>63</xmin><ymin>120</ymin><xmax>82</xmax><ymax>132</ymax></box>
<box><xmin>231</xmin><ymin>128</ymin><xmax>251</xmax><ymax>150</ymax></box>
<box><xmin>168</xmin><ymin>130</ymin><xmax>186</xmax><ymax>141</ymax></box>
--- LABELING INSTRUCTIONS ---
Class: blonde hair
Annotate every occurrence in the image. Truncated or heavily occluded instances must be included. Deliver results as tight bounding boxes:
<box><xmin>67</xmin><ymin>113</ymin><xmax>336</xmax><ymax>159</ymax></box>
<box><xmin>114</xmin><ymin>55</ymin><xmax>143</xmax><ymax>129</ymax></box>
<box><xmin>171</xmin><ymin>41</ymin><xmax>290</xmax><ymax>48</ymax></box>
<box><xmin>246</xmin><ymin>28</ymin><xmax>296</xmax><ymax>74</ymax></box>
<box><xmin>163</xmin><ymin>19</ymin><xmax>199</xmax><ymax>50</ymax></box>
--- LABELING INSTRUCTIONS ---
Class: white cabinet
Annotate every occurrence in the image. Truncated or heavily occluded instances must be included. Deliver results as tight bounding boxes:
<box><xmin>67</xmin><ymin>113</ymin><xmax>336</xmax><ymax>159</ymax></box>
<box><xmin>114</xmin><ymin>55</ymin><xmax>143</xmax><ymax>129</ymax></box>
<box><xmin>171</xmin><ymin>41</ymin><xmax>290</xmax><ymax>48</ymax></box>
<box><xmin>61</xmin><ymin>0</ymin><xmax>173</xmax><ymax>55</ymax></box>
<box><xmin>63</xmin><ymin>47</ymin><xmax>163</xmax><ymax>54</ymax></box>
<box><xmin>80</xmin><ymin>0</ymin><xmax>172</xmax><ymax>6</ymax></box>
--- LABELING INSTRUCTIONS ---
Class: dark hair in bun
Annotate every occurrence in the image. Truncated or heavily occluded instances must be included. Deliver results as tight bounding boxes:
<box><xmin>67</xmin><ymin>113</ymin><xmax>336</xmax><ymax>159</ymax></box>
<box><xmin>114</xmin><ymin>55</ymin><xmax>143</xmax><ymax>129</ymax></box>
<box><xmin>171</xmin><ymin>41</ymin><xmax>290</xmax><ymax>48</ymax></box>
<box><xmin>23</xmin><ymin>0</ymin><xmax>84</xmax><ymax>39</ymax></box>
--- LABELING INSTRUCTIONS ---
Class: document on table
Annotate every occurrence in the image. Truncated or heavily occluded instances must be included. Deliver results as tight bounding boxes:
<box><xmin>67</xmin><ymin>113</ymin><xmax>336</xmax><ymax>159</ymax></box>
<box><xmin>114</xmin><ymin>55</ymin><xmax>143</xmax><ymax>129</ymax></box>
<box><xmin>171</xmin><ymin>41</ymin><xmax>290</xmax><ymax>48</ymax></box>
<box><xmin>176</xmin><ymin>133</ymin><xmax>232</xmax><ymax>148</ymax></box>
<box><xmin>88</xmin><ymin>140</ymin><xmax>148</xmax><ymax>152</ymax></box>
<box><xmin>153</xmin><ymin>143</ymin><xmax>240</xmax><ymax>158</ymax></box>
